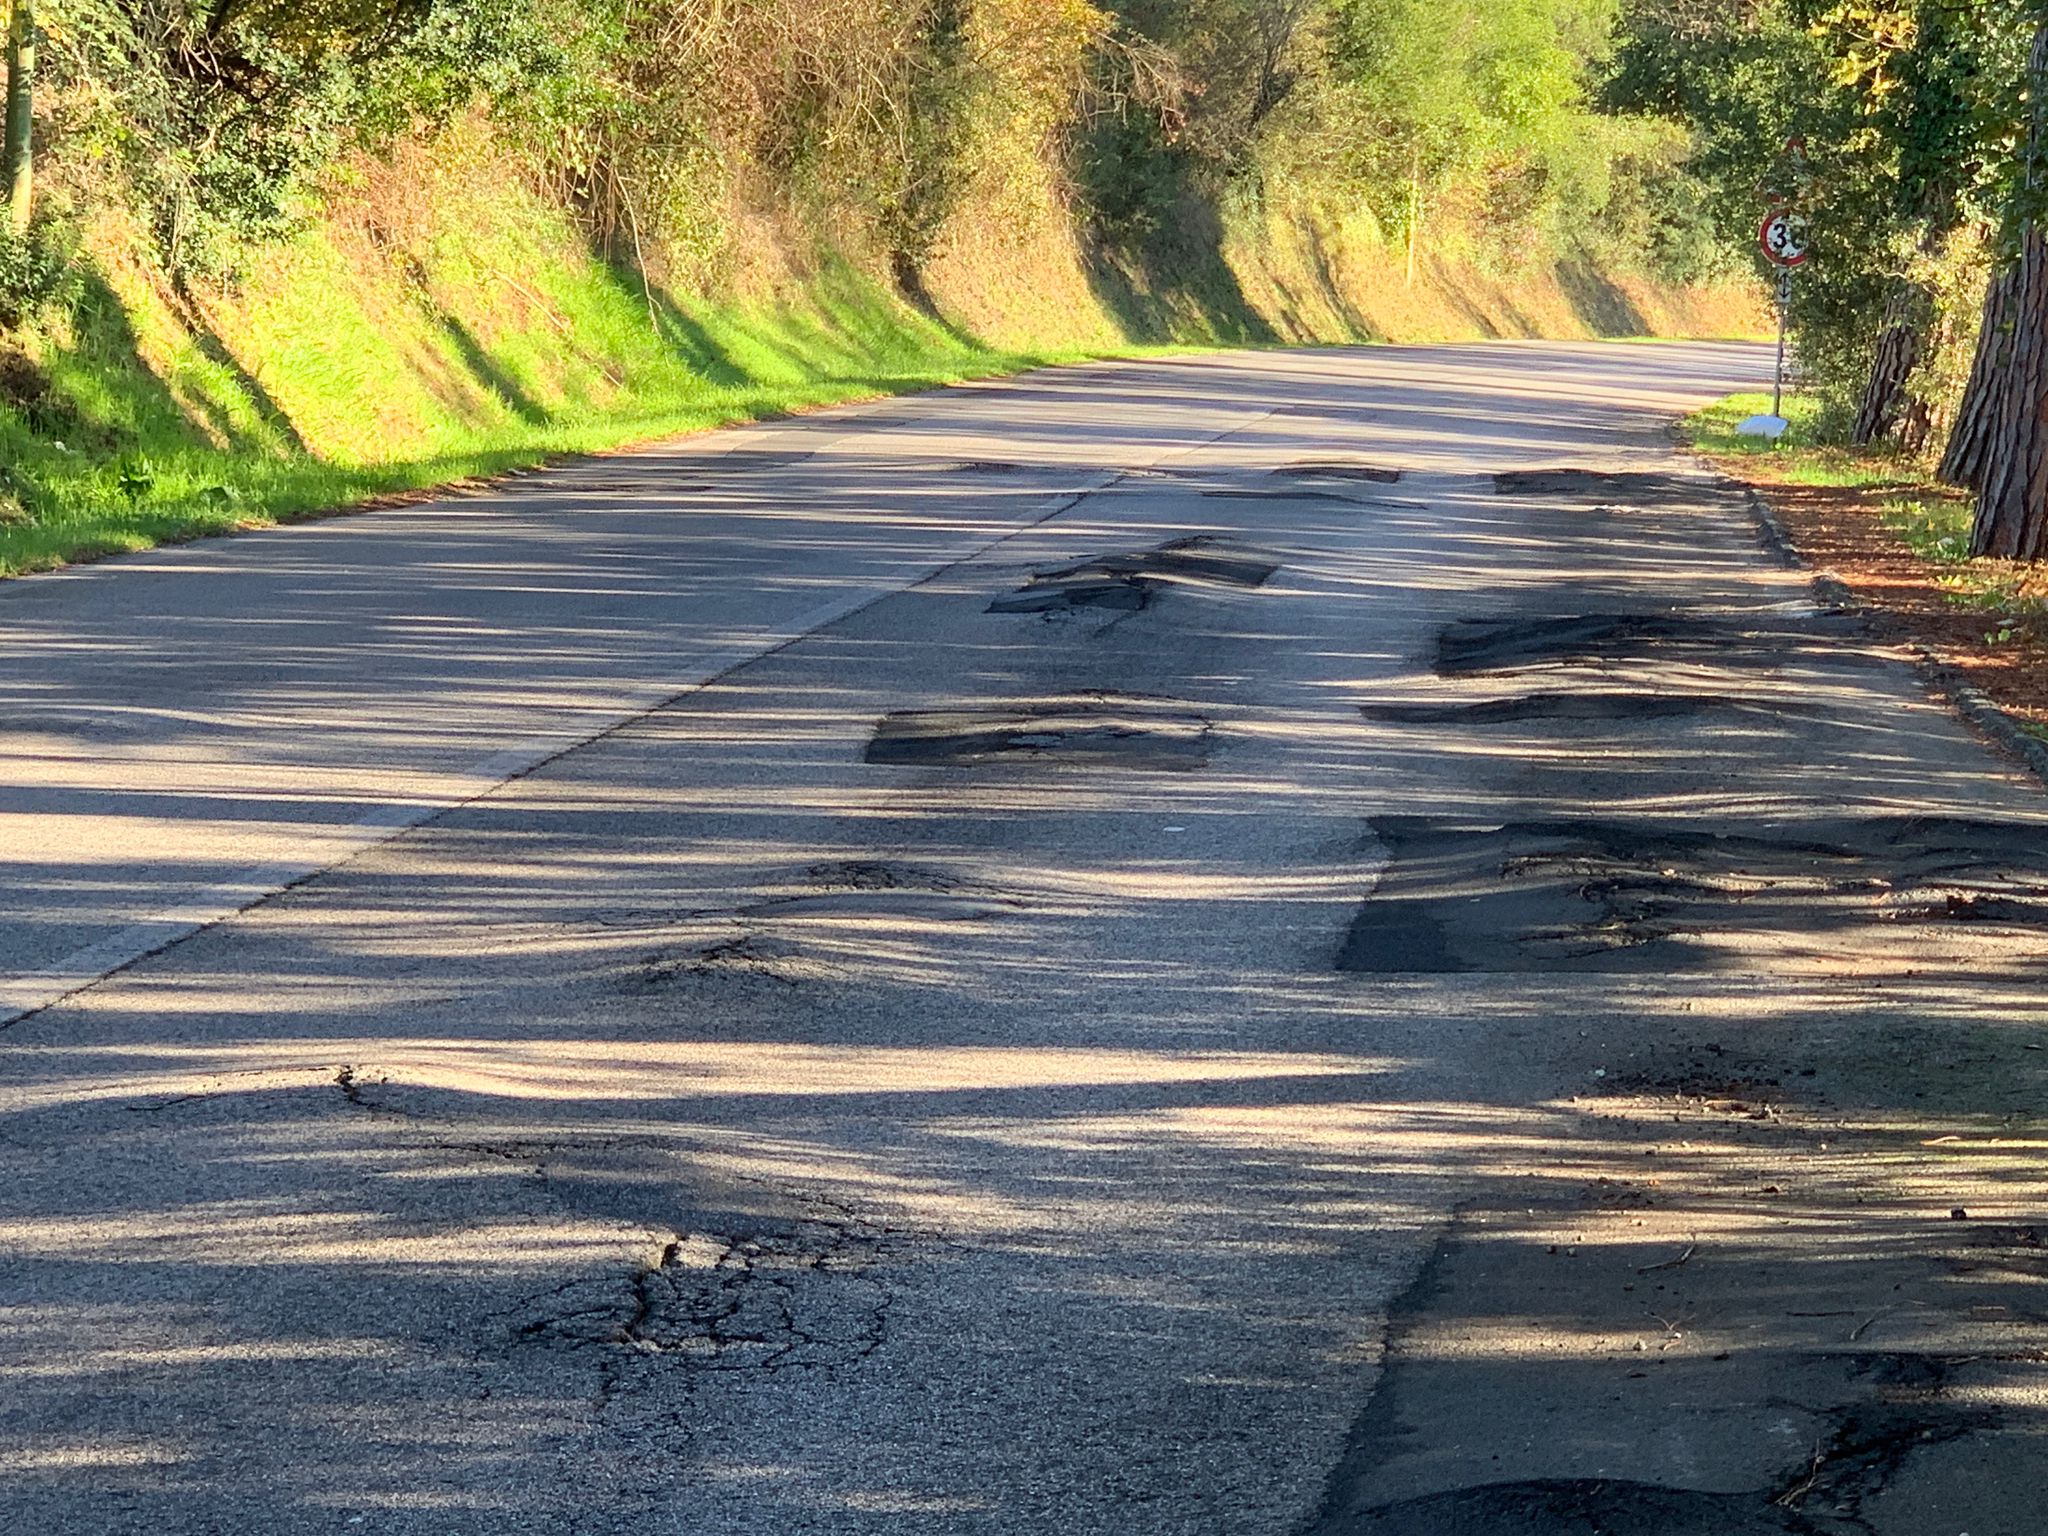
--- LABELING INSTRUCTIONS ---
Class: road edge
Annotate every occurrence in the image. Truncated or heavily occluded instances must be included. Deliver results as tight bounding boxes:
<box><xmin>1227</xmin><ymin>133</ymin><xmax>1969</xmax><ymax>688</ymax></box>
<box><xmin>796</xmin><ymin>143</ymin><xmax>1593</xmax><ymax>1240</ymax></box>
<box><xmin>1738</xmin><ymin>479</ymin><xmax>2048</xmax><ymax>790</ymax></box>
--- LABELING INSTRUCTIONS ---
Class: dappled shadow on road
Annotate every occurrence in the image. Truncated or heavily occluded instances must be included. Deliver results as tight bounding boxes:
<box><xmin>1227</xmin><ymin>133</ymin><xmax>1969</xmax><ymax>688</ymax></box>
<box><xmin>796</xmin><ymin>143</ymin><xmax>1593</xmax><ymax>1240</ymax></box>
<box><xmin>0</xmin><ymin>343</ymin><xmax>1764</xmax><ymax>984</ymax></box>
<box><xmin>19</xmin><ymin>341</ymin><xmax>2048</xmax><ymax>1530</ymax></box>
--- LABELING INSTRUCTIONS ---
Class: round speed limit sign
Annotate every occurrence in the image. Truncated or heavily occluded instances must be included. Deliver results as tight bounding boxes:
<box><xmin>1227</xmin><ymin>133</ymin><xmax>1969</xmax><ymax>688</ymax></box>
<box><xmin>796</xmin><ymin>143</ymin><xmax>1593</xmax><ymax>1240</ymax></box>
<box><xmin>1759</xmin><ymin>209</ymin><xmax>1810</xmax><ymax>267</ymax></box>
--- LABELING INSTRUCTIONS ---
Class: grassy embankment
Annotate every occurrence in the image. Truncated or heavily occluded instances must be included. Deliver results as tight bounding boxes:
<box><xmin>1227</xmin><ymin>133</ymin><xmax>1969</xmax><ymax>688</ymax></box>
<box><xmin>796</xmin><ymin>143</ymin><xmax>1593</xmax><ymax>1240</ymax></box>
<box><xmin>0</xmin><ymin>200</ymin><xmax>1088</xmax><ymax>578</ymax></box>
<box><xmin>0</xmin><ymin>130</ymin><xmax>1763</xmax><ymax>580</ymax></box>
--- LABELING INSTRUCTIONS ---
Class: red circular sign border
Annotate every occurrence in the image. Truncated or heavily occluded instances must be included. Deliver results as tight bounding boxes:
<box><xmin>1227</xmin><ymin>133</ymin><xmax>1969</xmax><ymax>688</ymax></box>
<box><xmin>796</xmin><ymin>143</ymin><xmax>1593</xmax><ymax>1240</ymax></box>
<box><xmin>1759</xmin><ymin>210</ymin><xmax>1810</xmax><ymax>269</ymax></box>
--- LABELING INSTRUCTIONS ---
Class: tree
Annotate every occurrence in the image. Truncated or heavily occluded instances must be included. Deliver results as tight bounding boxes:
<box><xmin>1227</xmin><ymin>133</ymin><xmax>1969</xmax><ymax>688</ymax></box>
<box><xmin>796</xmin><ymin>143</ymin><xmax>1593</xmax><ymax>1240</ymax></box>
<box><xmin>1606</xmin><ymin>0</ymin><xmax>2024</xmax><ymax>445</ymax></box>
<box><xmin>1964</xmin><ymin>15</ymin><xmax>2048</xmax><ymax>558</ymax></box>
<box><xmin>4</xmin><ymin>0</ymin><xmax>31</xmax><ymax>238</ymax></box>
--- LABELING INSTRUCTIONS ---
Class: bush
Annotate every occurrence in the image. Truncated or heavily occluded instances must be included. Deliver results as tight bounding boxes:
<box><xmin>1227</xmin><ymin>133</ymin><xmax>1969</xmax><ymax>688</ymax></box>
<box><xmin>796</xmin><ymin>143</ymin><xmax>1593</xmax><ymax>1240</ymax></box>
<box><xmin>0</xmin><ymin>224</ymin><xmax>74</xmax><ymax>325</ymax></box>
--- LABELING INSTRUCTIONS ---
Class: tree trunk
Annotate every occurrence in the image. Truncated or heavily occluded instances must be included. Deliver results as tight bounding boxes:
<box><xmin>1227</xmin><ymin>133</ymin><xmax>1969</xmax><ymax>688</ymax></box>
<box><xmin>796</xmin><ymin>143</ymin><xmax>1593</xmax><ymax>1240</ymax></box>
<box><xmin>1969</xmin><ymin>229</ymin><xmax>2048</xmax><ymax>557</ymax></box>
<box><xmin>1966</xmin><ymin>17</ymin><xmax>2048</xmax><ymax>558</ymax></box>
<box><xmin>1852</xmin><ymin>285</ymin><xmax>1927</xmax><ymax>450</ymax></box>
<box><xmin>1941</xmin><ymin>265</ymin><xmax>2021</xmax><ymax>491</ymax></box>
<box><xmin>2</xmin><ymin>0</ymin><xmax>30</xmax><ymax>238</ymax></box>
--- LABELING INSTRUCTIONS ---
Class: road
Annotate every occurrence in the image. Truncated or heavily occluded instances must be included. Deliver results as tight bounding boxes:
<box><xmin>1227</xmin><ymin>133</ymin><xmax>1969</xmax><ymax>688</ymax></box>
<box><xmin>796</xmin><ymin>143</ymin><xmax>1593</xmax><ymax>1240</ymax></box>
<box><xmin>5</xmin><ymin>342</ymin><xmax>2048</xmax><ymax>1535</ymax></box>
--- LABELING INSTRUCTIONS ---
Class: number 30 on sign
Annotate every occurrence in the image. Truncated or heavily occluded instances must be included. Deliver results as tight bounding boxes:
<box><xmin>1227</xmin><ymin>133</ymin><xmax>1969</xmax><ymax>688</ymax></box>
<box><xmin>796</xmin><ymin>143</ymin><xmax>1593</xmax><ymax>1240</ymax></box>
<box><xmin>1759</xmin><ymin>209</ymin><xmax>1810</xmax><ymax>268</ymax></box>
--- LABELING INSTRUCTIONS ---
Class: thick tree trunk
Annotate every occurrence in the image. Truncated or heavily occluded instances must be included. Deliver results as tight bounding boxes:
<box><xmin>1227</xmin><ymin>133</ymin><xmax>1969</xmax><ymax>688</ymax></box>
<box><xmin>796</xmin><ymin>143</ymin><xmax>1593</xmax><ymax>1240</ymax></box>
<box><xmin>1969</xmin><ymin>229</ymin><xmax>2048</xmax><ymax>557</ymax></box>
<box><xmin>2</xmin><ymin>0</ymin><xmax>31</xmax><ymax>238</ymax></box>
<box><xmin>1966</xmin><ymin>17</ymin><xmax>2048</xmax><ymax>557</ymax></box>
<box><xmin>1852</xmin><ymin>286</ymin><xmax>1927</xmax><ymax>450</ymax></box>
<box><xmin>1942</xmin><ymin>266</ymin><xmax>2021</xmax><ymax>491</ymax></box>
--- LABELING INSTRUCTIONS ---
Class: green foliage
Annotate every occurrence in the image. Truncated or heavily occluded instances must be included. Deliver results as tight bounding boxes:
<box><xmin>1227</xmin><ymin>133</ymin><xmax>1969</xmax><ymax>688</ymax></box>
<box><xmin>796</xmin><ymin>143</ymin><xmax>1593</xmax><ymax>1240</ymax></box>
<box><xmin>0</xmin><ymin>219</ymin><xmax>72</xmax><ymax>322</ymax></box>
<box><xmin>1607</xmin><ymin>0</ymin><xmax>2034</xmax><ymax>437</ymax></box>
<box><xmin>42</xmin><ymin>0</ymin><xmax>558</xmax><ymax>272</ymax></box>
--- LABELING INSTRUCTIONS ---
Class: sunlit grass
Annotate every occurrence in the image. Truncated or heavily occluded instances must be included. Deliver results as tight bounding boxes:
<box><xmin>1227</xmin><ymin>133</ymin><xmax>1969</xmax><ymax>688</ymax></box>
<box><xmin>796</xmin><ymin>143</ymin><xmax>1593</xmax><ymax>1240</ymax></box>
<box><xmin>1678</xmin><ymin>391</ymin><xmax>1892</xmax><ymax>487</ymax></box>
<box><xmin>0</xmin><ymin>220</ymin><xmax>1184</xmax><ymax>580</ymax></box>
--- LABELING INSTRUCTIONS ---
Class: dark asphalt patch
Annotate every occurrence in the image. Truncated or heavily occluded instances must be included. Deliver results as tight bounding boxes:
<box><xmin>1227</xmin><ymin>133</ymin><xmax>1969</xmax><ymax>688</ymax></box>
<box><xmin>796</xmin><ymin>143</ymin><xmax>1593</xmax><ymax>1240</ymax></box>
<box><xmin>1360</xmin><ymin>692</ymin><xmax>1775</xmax><ymax>726</ymax></box>
<box><xmin>1278</xmin><ymin>462</ymin><xmax>1405</xmax><ymax>484</ymax></box>
<box><xmin>1201</xmin><ymin>487</ymin><xmax>1364</xmax><ymax>504</ymax></box>
<box><xmin>1434</xmin><ymin>613</ymin><xmax>1861</xmax><ymax>676</ymax></box>
<box><xmin>804</xmin><ymin>859</ymin><xmax>966</xmax><ymax>891</ymax></box>
<box><xmin>1493</xmin><ymin>469</ymin><xmax>1710</xmax><ymax>501</ymax></box>
<box><xmin>867</xmin><ymin>693</ymin><xmax>1212</xmax><ymax>770</ymax></box>
<box><xmin>989</xmin><ymin>537</ymin><xmax>1277</xmax><ymax>615</ymax></box>
<box><xmin>990</xmin><ymin>578</ymin><xmax>1150</xmax><ymax>614</ymax></box>
<box><xmin>1331</xmin><ymin>1479</ymin><xmax>1823</xmax><ymax>1534</ymax></box>
<box><xmin>1338</xmin><ymin>815</ymin><xmax>2048</xmax><ymax>973</ymax></box>
<box><xmin>1305</xmin><ymin>1206</ymin><xmax>2016</xmax><ymax>1536</ymax></box>
<box><xmin>612</xmin><ymin>863</ymin><xmax>1021</xmax><ymax>987</ymax></box>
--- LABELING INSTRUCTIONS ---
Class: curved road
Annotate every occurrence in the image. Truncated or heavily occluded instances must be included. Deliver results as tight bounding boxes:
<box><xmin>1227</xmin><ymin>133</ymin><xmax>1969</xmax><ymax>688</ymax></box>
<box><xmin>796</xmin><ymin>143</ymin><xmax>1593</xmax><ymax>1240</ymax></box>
<box><xmin>6</xmin><ymin>343</ymin><xmax>2048</xmax><ymax>1535</ymax></box>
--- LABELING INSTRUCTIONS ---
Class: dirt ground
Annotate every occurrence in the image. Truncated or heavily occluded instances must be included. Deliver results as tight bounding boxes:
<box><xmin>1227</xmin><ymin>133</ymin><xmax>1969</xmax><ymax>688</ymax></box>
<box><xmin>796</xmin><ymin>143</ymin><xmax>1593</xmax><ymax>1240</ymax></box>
<box><xmin>1709</xmin><ymin>464</ymin><xmax>2048</xmax><ymax>734</ymax></box>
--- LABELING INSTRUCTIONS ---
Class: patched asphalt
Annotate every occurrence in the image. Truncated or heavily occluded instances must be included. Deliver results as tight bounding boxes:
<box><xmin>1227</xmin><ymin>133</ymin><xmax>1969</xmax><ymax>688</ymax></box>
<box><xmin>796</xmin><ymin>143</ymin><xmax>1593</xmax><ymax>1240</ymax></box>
<box><xmin>11</xmin><ymin>343</ymin><xmax>2048</xmax><ymax>1536</ymax></box>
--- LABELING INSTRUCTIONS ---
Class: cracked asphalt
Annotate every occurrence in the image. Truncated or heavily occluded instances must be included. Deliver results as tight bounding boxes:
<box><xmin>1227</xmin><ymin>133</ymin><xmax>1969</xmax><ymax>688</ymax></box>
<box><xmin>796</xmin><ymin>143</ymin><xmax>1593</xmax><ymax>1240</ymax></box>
<box><xmin>7</xmin><ymin>343</ymin><xmax>2048</xmax><ymax>1534</ymax></box>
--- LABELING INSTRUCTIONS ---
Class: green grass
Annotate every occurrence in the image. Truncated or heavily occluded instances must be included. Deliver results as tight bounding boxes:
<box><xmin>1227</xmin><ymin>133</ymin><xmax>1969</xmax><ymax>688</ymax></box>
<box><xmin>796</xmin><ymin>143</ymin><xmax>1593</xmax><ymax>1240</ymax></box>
<box><xmin>0</xmin><ymin>209</ymin><xmax>1158</xmax><ymax>578</ymax></box>
<box><xmin>1679</xmin><ymin>391</ymin><xmax>1898</xmax><ymax>487</ymax></box>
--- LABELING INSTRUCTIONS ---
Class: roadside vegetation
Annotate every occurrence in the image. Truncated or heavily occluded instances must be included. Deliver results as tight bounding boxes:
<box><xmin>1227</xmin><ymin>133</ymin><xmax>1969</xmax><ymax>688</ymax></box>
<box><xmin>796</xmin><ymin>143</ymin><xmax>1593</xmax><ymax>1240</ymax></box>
<box><xmin>1621</xmin><ymin>3</ymin><xmax>2048</xmax><ymax>556</ymax></box>
<box><xmin>0</xmin><ymin>0</ymin><xmax>1763</xmax><ymax>576</ymax></box>
<box><xmin>1642</xmin><ymin>2</ymin><xmax>2048</xmax><ymax>740</ymax></box>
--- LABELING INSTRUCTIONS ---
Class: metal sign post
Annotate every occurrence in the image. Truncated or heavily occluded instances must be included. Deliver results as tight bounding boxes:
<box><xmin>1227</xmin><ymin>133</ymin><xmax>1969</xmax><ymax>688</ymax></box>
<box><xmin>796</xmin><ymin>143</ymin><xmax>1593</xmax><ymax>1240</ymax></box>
<box><xmin>1772</xmin><ymin>266</ymin><xmax>1793</xmax><ymax>420</ymax></box>
<box><xmin>1740</xmin><ymin>207</ymin><xmax>1811</xmax><ymax>444</ymax></box>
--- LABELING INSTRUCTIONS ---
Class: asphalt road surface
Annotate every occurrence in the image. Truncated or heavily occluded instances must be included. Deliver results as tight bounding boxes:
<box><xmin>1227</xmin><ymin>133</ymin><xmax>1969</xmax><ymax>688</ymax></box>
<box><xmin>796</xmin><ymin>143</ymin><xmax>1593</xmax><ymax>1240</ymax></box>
<box><xmin>7</xmin><ymin>343</ymin><xmax>2048</xmax><ymax>1535</ymax></box>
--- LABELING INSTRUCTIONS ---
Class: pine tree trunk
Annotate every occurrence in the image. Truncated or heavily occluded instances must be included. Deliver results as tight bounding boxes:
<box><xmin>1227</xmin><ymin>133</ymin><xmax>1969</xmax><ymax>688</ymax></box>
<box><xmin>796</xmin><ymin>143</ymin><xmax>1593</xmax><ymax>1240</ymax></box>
<box><xmin>1852</xmin><ymin>285</ymin><xmax>1926</xmax><ymax>449</ymax></box>
<box><xmin>1966</xmin><ymin>17</ymin><xmax>2048</xmax><ymax>557</ymax></box>
<box><xmin>1969</xmin><ymin>229</ymin><xmax>2048</xmax><ymax>557</ymax></box>
<box><xmin>1942</xmin><ymin>266</ymin><xmax>2021</xmax><ymax>490</ymax></box>
<box><xmin>2</xmin><ymin>0</ymin><xmax>31</xmax><ymax>238</ymax></box>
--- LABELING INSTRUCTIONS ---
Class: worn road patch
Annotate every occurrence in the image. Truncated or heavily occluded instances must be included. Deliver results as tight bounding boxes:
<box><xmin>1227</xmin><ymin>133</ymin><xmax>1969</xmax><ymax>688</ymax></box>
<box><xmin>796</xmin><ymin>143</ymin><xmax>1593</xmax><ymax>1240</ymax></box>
<box><xmin>1360</xmin><ymin>692</ymin><xmax>1784</xmax><ymax>726</ymax></box>
<box><xmin>591</xmin><ymin>861</ymin><xmax>1024</xmax><ymax>987</ymax></box>
<box><xmin>515</xmin><ymin>1219</ymin><xmax>899</xmax><ymax>1371</ymax></box>
<box><xmin>990</xmin><ymin>536</ymin><xmax>1279</xmax><ymax>614</ymax></box>
<box><xmin>1492</xmin><ymin>469</ymin><xmax>1715</xmax><ymax>502</ymax></box>
<box><xmin>1278</xmin><ymin>462</ymin><xmax>1406</xmax><ymax>485</ymax></box>
<box><xmin>1304</xmin><ymin>1188</ymin><xmax>2038</xmax><ymax>1536</ymax></box>
<box><xmin>866</xmin><ymin>692</ymin><xmax>1214</xmax><ymax>770</ymax></box>
<box><xmin>1434</xmin><ymin>613</ymin><xmax>1865</xmax><ymax>676</ymax></box>
<box><xmin>1339</xmin><ymin>816</ymin><xmax>2048</xmax><ymax>974</ymax></box>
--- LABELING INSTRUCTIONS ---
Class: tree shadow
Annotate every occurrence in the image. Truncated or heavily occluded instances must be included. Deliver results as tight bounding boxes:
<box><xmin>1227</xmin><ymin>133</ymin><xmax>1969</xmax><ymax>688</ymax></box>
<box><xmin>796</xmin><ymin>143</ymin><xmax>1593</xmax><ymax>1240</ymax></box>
<box><xmin>431</xmin><ymin>311</ymin><xmax>552</xmax><ymax>427</ymax></box>
<box><xmin>1557</xmin><ymin>254</ymin><xmax>1651</xmax><ymax>338</ymax></box>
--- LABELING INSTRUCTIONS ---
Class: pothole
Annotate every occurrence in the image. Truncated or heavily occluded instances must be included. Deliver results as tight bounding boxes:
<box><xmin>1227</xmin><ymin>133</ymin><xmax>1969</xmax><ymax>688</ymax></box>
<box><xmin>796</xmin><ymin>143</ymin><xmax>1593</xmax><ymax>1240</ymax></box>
<box><xmin>1276</xmin><ymin>461</ymin><xmax>1404</xmax><ymax>484</ymax></box>
<box><xmin>867</xmin><ymin>692</ymin><xmax>1213</xmax><ymax>770</ymax></box>
<box><xmin>1361</xmin><ymin>692</ymin><xmax>1782</xmax><ymax>726</ymax></box>
<box><xmin>1339</xmin><ymin>816</ymin><xmax>2048</xmax><ymax>974</ymax></box>
<box><xmin>805</xmin><ymin>859</ymin><xmax>965</xmax><ymax>891</ymax></box>
<box><xmin>1201</xmin><ymin>487</ymin><xmax>1362</xmax><ymax>504</ymax></box>
<box><xmin>515</xmin><ymin>1221</ymin><xmax>895</xmax><ymax>1372</ymax></box>
<box><xmin>1434</xmin><ymin>613</ymin><xmax>1858</xmax><ymax>676</ymax></box>
<box><xmin>1493</xmin><ymin>468</ymin><xmax>1710</xmax><ymax>501</ymax></box>
<box><xmin>1336</xmin><ymin>1479</ymin><xmax>1817</xmax><ymax>1535</ymax></box>
<box><xmin>990</xmin><ymin>539</ymin><xmax>1277</xmax><ymax>614</ymax></box>
<box><xmin>600</xmin><ymin>861</ymin><xmax>1021</xmax><ymax>987</ymax></box>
